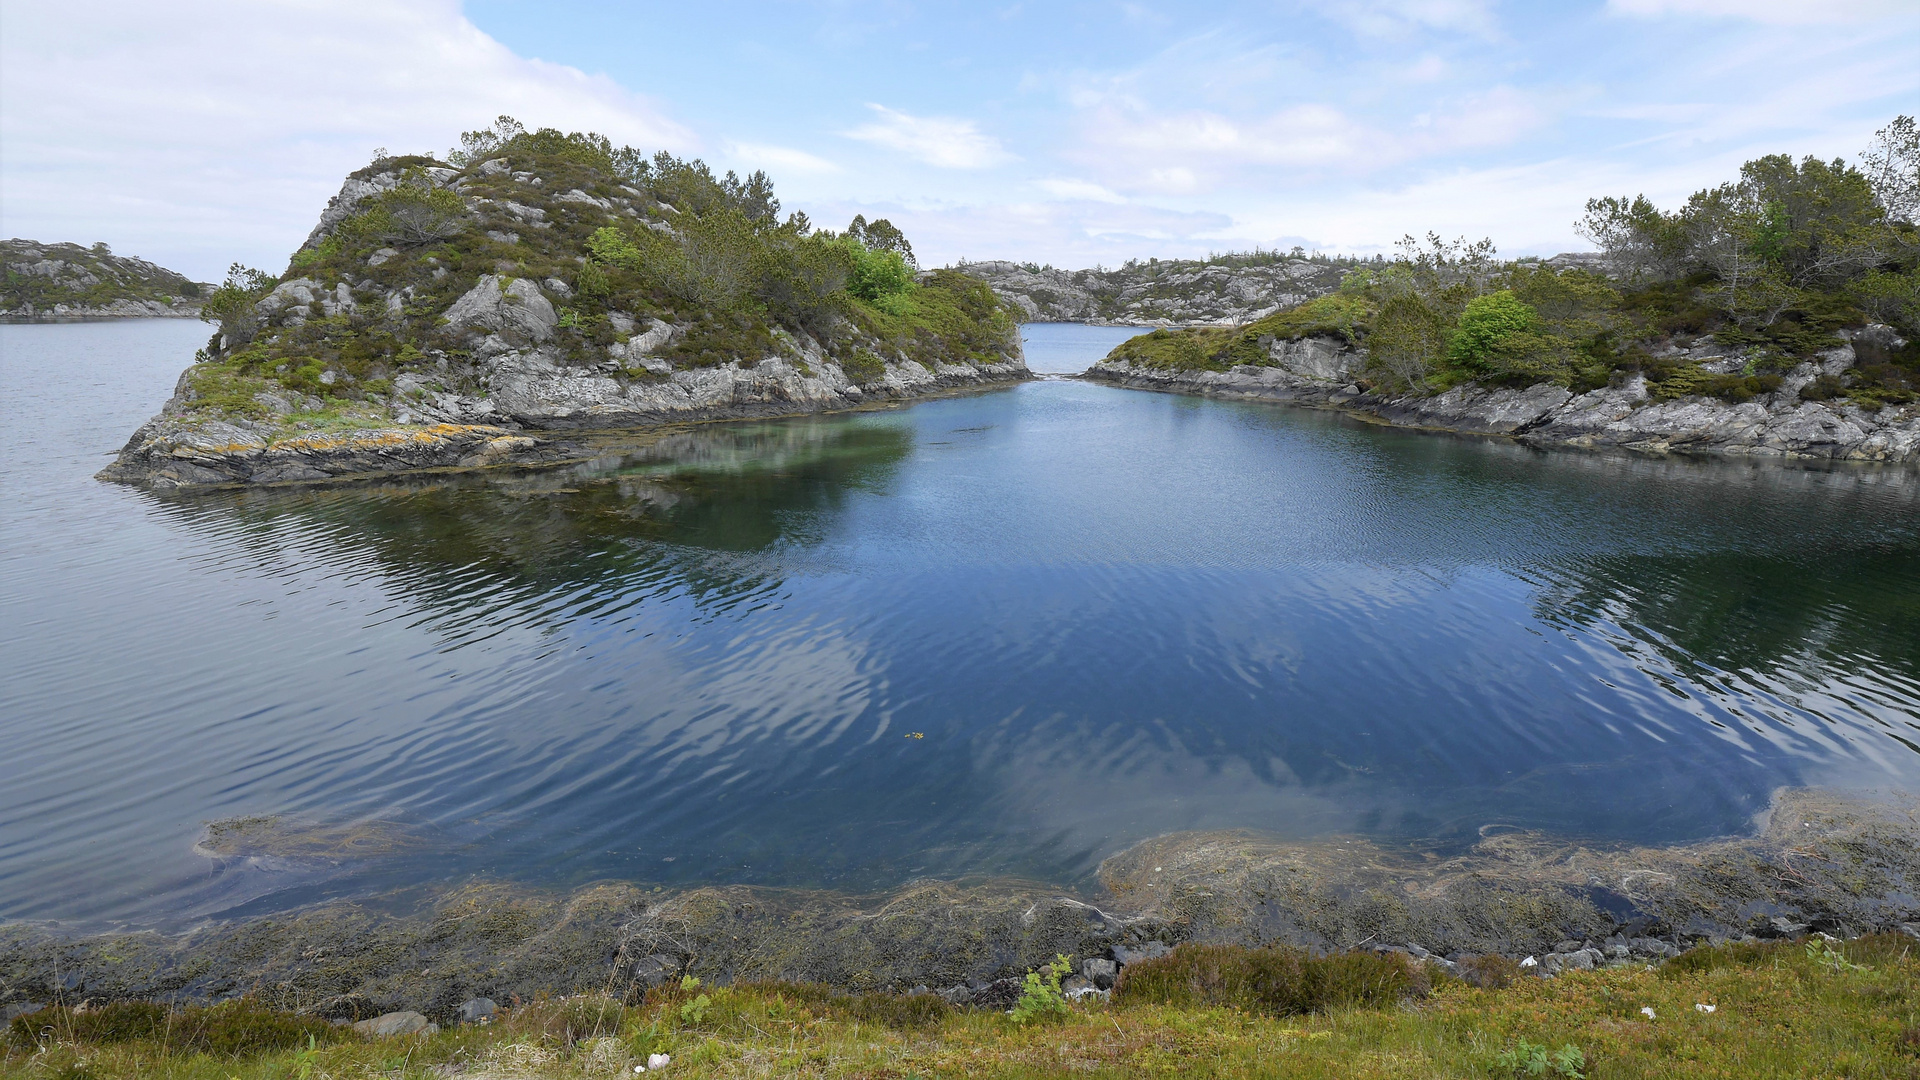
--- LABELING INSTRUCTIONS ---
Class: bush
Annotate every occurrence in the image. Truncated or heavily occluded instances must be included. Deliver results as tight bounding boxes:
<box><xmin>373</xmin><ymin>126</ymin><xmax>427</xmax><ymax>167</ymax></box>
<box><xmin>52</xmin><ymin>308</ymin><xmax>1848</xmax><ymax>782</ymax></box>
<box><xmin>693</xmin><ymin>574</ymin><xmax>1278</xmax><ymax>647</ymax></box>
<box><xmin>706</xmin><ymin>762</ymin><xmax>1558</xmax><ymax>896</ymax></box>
<box><xmin>1448</xmin><ymin>289</ymin><xmax>1538</xmax><ymax>372</ymax></box>
<box><xmin>1111</xmin><ymin>944</ymin><xmax>1426</xmax><ymax>1017</ymax></box>
<box><xmin>1010</xmin><ymin>955</ymin><xmax>1073</xmax><ymax>1023</ymax></box>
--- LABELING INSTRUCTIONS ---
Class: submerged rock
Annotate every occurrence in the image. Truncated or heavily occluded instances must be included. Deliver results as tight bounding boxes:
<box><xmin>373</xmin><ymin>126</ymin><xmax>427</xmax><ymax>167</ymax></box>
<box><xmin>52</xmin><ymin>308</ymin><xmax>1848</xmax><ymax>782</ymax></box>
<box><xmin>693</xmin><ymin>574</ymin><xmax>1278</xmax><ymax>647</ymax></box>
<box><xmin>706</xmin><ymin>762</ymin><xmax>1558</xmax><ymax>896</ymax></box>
<box><xmin>2</xmin><ymin>789</ymin><xmax>1911</xmax><ymax>1016</ymax></box>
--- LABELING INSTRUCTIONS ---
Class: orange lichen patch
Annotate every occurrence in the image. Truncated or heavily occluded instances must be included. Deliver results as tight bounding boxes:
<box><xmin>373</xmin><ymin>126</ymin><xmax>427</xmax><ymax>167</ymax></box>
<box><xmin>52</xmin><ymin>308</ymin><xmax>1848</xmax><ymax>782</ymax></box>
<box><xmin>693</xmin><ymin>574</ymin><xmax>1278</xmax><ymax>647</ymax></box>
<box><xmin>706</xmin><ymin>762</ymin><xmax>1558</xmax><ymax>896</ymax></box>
<box><xmin>268</xmin><ymin>424</ymin><xmax>513</xmax><ymax>453</ymax></box>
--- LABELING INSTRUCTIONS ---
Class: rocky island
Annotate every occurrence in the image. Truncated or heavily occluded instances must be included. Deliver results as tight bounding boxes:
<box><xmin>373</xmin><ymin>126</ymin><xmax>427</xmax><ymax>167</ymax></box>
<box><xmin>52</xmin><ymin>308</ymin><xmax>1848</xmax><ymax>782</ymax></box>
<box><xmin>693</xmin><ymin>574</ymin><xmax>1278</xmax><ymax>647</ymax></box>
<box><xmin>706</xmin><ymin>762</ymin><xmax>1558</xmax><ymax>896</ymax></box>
<box><xmin>2</xmin><ymin>239</ymin><xmax>209</xmax><ymax>321</ymax></box>
<box><xmin>1083</xmin><ymin>131</ymin><xmax>1920</xmax><ymax>464</ymax></box>
<box><xmin>97</xmin><ymin>119</ymin><xmax>1027</xmax><ymax>490</ymax></box>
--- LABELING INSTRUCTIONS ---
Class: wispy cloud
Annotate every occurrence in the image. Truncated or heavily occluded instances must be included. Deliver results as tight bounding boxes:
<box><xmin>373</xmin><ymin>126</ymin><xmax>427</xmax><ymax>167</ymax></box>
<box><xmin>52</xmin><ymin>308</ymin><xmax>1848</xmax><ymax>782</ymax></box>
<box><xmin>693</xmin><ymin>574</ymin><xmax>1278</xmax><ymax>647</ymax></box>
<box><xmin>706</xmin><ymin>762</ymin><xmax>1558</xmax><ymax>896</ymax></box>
<box><xmin>1606</xmin><ymin>0</ymin><xmax>1910</xmax><ymax>24</ymax></box>
<box><xmin>726</xmin><ymin>141</ymin><xmax>839</xmax><ymax>175</ymax></box>
<box><xmin>1033</xmin><ymin>178</ymin><xmax>1127</xmax><ymax>203</ymax></box>
<box><xmin>1311</xmin><ymin>0</ymin><xmax>1500</xmax><ymax>38</ymax></box>
<box><xmin>843</xmin><ymin>105</ymin><xmax>1014</xmax><ymax>169</ymax></box>
<box><xmin>0</xmin><ymin>0</ymin><xmax>692</xmax><ymax>279</ymax></box>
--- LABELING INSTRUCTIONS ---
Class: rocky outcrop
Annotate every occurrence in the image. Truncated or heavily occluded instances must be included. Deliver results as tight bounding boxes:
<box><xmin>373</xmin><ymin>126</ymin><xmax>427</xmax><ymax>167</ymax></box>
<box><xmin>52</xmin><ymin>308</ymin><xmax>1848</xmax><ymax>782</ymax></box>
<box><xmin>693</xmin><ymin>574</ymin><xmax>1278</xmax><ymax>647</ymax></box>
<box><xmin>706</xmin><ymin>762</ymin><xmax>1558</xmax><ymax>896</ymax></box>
<box><xmin>2</xmin><ymin>238</ymin><xmax>207</xmax><ymax>321</ymax></box>
<box><xmin>96</xmin><ymin>417</ymin><xmax>569</xmax><ymax>491</ymax></box>
<box><xmin>962</xmin><ymin>257</ymin><xmax>1354</xmax><ymax>326</ymax></box>
<box><xmin>1085</xmin><ymin>330</ymin><xmax>1920</xmax><ymax>464</ymax></box>
<box><xmin>98</xmin><ymin>145</ymin><xmax>1030</xmax><ymax>490</ymax></box>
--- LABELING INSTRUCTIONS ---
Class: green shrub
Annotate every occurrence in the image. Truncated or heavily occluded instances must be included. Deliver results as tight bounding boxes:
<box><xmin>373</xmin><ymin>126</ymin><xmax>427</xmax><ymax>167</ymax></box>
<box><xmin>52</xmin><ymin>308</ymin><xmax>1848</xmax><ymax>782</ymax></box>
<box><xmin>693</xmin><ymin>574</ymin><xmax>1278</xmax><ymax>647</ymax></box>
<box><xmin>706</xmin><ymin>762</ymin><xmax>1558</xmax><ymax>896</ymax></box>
<box><xmin>1010</xmin><ymin>954</ymin><xmax>1073</xmax><ymax>1023</ymax></box>
<box><xmin>1448</xmin><ymin>289</ymin><xmax>1538</xmax><ymax>372</ymax></box>
<box><xmin>840</xmin><ymin>349</ymin><xmax>887</xmax><ymax>385</ymax></box>
<box><xmin>1111</xmin><ymin>944</ymin><xmax>1425</xmax><ymax>1017</ymax></box>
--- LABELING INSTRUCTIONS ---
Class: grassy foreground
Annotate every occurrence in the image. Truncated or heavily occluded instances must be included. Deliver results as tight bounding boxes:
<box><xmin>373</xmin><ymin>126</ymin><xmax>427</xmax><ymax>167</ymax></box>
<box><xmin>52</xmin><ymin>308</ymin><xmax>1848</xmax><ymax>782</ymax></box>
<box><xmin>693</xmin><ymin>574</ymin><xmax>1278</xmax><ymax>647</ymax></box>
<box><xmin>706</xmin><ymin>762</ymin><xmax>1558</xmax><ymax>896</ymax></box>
<box><xmin>4</xmin><ymin>935</ymin><xmax>1915</xmax><ymax>1079</ymax></box>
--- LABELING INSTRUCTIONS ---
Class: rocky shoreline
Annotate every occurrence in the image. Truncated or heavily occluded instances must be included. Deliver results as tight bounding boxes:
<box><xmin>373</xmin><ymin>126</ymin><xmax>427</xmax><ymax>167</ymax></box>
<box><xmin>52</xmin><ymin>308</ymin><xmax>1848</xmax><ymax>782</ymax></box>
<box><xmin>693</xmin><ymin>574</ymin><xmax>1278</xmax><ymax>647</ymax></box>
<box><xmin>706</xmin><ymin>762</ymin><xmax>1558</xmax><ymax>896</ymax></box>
<box><xmin>1</xmin><ymin>789</ymin><xmax>1912</xmax><ymax>1023</ymax></box>
<box><xmin>98</xmin><ymin>355</ymin><xmax>1029</xmax><ymax>490</ymax></box>
<box><xmin>2</xmin><ymin>298</ymin><xmax>203</xmax><ymax>321</ymax></box>
<box><xmin>1084</xmin><ymin>329</ymin><xmax>1920</xmax><ymax>464</ymax></box>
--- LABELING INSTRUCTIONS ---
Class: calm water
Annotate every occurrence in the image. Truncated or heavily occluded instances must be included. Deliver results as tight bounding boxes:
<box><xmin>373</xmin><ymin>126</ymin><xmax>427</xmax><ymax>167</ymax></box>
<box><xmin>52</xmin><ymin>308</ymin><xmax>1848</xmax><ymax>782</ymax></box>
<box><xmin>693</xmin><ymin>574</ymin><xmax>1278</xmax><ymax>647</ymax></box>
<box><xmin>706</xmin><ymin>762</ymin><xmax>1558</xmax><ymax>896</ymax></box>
<box><xmin>4</xmin><ymin>319</ymin><xmax>1919</xmax><ymax>927</ymax></box>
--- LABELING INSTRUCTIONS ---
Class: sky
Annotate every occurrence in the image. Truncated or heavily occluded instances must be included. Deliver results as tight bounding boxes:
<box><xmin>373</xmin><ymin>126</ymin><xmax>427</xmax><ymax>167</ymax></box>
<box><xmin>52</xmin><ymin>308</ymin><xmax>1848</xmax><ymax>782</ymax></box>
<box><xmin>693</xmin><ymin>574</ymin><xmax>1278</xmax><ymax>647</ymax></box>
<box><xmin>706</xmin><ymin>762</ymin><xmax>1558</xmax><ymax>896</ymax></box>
<box><xmin>2</xmin><ymin>0</ymin><xmax>1917</xmax><ymax>281</ymax></box>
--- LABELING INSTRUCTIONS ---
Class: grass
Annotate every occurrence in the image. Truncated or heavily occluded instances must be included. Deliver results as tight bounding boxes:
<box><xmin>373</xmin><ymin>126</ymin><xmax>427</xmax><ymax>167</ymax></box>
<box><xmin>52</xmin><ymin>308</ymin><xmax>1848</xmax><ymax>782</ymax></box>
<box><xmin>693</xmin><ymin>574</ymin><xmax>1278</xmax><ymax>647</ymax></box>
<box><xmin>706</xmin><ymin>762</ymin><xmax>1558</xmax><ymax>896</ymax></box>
<box><xmin>5</xmin><ymin>934</ymin><xmax>1914</xmax><ymax>1079</ymax></box>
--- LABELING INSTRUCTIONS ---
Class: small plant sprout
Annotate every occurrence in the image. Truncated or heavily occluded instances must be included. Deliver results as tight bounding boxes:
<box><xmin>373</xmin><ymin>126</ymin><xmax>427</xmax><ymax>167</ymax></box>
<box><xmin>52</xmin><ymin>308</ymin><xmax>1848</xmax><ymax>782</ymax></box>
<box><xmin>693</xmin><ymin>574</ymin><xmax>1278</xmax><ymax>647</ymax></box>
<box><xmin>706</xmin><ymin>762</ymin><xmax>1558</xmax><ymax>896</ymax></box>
<box><xmin>1010</xmin><ymin>953</ymin><xmax>1074</xmax><ymax>1022</ymax></box>
<box><xmin>1807</xmin><ymin>936</ymin><xmax>1867</xmax><ymax>973</ymax></box>
<box><xmin>1495</xmin><ymin>1039</ymin><xmax>1586</xmax><ymax>1078</ymax></box>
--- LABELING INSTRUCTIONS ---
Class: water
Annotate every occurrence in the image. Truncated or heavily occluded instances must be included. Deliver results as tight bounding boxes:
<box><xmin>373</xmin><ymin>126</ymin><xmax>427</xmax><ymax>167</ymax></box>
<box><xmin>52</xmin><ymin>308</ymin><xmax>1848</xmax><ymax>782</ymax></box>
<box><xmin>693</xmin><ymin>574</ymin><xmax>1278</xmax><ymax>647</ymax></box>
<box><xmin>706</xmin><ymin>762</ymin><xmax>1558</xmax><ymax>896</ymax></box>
<box><xmin>4</xmin><ymin>319</ymin><xmax>1918</xmax><ymax>927</ymax></box>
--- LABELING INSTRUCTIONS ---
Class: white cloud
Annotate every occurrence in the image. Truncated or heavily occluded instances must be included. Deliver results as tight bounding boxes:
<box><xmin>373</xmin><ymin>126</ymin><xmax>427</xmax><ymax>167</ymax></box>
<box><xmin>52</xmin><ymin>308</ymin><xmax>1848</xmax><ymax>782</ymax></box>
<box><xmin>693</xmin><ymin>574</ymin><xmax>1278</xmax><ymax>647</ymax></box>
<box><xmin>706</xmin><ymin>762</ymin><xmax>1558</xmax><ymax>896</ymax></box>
<box><xmin>1069</xmin><ymin>87</ymin><xmax>1548</xmax><ymax>193</ymax></box>
<box><xmin>726</xmin><ymin>142</ymin><xmax>840</xmax><ymax>175</ymax></box>
<box><xmin>0</xmin><ymin>0</ymin><xmax>693</xmax><ymax>280</ymax></box>
<box><xmin>1606</xmin><ymin>0</ymin><xmax>1910</xmax><ymax>23</ymax></box>
<box><xmin>843</xmin><ymin>105</ymin><xmax>1015</xmax><ymax>169</ymax></box>
<box><xmin>1314</xmin><ymin>0</ymin><xmax>1500</xmax><ymax>38</ymax></box>
<box><xmin>1033</xmin><ymin>178</ymin><xmax>1128</xmax><ymax>203</ymax></box>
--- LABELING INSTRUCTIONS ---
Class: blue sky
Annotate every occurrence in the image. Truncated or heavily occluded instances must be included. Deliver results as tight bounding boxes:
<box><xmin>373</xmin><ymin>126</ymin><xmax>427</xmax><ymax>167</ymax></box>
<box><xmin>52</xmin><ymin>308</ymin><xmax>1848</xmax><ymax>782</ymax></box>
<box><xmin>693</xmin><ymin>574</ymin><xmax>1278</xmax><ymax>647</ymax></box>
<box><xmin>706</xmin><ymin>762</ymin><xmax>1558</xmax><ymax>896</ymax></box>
<box><xmin>3</xmin><ymin>0</ymin><xmax>1916</xmax><ymax>279</ymax></box>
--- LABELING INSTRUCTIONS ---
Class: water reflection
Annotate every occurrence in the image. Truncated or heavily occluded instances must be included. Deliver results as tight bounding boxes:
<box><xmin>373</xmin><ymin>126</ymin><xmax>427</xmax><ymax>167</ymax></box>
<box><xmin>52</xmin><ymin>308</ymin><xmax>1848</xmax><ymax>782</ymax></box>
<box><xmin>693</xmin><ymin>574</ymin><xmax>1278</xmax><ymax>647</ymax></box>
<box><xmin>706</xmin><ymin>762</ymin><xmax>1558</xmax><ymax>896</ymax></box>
<box><xmin>4</xmin><ymin>322</ymin><xmax>1918</xmax><ymax>926</ymax></box>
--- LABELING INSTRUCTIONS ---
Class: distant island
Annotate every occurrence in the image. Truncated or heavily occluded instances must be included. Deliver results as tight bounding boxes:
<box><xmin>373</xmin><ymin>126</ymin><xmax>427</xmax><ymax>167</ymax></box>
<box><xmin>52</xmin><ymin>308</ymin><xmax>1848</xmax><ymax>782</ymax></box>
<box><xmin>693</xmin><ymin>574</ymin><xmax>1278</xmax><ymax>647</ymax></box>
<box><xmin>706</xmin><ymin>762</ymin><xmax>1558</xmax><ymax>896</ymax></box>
<box><xmin>98</xmin><ymin>117</ymin><xmax>1027</xmax><ymax>490</ymax></box>
<box><xmin>2</xmin><ymin>239</ymin><xmax>209</xmax><ymax>321</ymax></box>
<box><xmin>1080</xmin><ymin>116</ymin><xmax>1920</xmax><ymax>464</ymax></box>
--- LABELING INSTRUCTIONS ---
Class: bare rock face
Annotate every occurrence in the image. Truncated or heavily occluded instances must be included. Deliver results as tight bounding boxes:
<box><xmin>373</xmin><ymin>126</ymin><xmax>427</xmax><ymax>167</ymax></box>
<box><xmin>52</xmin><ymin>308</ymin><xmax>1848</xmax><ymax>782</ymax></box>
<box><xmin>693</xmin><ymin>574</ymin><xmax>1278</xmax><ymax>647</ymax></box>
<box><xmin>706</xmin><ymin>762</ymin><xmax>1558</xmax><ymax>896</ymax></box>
<box><xmin>442</xmin><ymin>275</ymin><xmax>558</xmax><ymax>347</ymax></box>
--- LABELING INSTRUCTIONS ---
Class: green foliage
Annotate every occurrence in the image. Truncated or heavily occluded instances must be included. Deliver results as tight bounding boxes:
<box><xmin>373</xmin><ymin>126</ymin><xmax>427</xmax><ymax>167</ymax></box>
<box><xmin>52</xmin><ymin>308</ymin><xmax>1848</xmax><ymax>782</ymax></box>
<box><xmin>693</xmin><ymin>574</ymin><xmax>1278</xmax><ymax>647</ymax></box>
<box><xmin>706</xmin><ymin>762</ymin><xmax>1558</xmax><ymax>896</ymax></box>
<box><xmin>199</xmin><ymin>263</ymin><xmax>278</xmax><ymax>346</ymax></box>
<box><xmin>843</xmin><ymin>239</ymin><xmax>915</xmax><ymax>303</ymax></box>
<box><xmin>1111</xmin><ymin>943</ymin><xmax>1425</xmax><ymax>1017</ymax></box>
<box><xmin>1806</xmin><ymin>936</ymin><xmax>1869</xmax><ymax>973</ymax></box>
<box><xmin>337</xmin><ymin>175</ymin><xmax>468</xmax><ymax>247</ymax></box>
<box><xmin>840</xmin><ymin>349</ymin><xmax>887</xmax><ymax>385</ymax></box>
<box><xmin>1009</xmin><ymin>954</ymin><xmax>1073</xmax><ymax>1023</ymax></box>
<box><xmin>1495</xmin><ymin>1040</ymin><xmax>1587</xmax><ymax>1078</ymax></box>
<box><xmin>1448</xmin><ymin>289</ymin><xmax>1538</xmax><ymax>372</ymax></box>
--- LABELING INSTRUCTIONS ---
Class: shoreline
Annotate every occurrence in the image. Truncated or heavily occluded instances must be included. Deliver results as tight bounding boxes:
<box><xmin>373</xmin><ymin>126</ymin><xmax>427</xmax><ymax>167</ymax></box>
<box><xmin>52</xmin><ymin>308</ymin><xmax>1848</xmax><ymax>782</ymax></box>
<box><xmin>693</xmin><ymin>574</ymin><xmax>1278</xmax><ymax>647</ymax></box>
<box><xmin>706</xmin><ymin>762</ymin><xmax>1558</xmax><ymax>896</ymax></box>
<box><xmin>1081</xmin><ymin>357</ymin><xmax>1920</xmax><ymax>465</ymax></box>
<box><xmin>97</xmin><ymin>362</ymin><xmax>1033</xmax><ymax>491</ymax></box>
<box><xmin>3</xmin><ymin>788</ymin><xmax>1912</xmax><ymax>1020</ymax></box>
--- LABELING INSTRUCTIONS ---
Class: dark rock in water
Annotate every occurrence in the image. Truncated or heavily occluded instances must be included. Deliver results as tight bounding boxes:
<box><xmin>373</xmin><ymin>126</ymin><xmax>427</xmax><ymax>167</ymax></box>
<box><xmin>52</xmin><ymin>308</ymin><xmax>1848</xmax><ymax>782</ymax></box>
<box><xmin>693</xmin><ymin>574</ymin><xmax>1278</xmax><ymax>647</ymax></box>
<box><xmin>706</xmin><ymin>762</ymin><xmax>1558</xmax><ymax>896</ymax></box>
<box><xmin>353</xmin><ymin>1010</ymin><xmax>437</xmax><ymax>1037</ymax></box>
<box><xmin>455</xmin><ymin>997</ymin><xmax>496</xmax><ymax>1024</ymax></box>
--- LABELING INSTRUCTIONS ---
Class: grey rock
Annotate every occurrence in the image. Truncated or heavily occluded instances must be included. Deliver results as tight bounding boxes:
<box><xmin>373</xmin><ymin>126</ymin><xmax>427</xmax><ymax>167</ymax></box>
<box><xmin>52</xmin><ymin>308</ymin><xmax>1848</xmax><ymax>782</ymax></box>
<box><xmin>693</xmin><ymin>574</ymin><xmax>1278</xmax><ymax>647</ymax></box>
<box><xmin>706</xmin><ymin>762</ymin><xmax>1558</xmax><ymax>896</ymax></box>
<box><xmin>630</xmin><ymin>953</ymin><xmax>677</xmax><ymax>987</ymax></box>
<box><xmin>556</xmin><ymin>189</ymin><xmax>613</xmax><ymax>210</ymax></box>
<box><xmin>938</xmin><ymin>984</ymin><xmax>974</xmax><ymax>1005</ymax></box>
<box><xmin>302</xmin><ymin>172</ymin><xmax>402</xmax><ymax>250</ymax></box>
<box><xmin>455</xmin><ymin>997</ymin><xmax>496</xmax><ymax>1024</ymax></box>
<box><xmin>1081</xmin><ymin>957</ymin><xmax>1117</xmax><ymax>988</ymax></box>
<box><xmin>1112</xmin><ymin>941</ymin><xmax>1171</xmax><ymax>966</ymax></box>
<box><xmin>442</xmin><ymin>276</ymin><xmax>557</xmax><ymax>345</ymax></box>
<box><xmin>367</xmin><ymin>248</ymin><xmax>400</xmax><ymax>267</ymax></box>
<box><xmin>1</xmin><ymin>1002</ymin><xmax>43</xmax><ymax>1022</ymax></box>
<box><xmin>542</xmin><ymin>276</ymin><xmax>573</xmax><ymax>300</ymax></box>
<box><xmin>477</xmin><ymin>157</ymin><xmax>510</xmax><ymax>176</ymax></box>
<box><xmin>352</xmin><ymin>1010</ymin><xmax>438</xmax><ymax>1038</ymax></box>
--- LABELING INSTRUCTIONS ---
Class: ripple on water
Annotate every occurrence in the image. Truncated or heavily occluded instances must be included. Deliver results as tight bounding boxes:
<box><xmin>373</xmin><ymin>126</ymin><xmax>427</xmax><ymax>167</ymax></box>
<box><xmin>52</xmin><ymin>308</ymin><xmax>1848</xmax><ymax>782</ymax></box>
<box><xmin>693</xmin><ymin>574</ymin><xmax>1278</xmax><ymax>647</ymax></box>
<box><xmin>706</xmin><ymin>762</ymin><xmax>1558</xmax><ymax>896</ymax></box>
<box><xmin>2</xmin><ymin>321</ymin><xmax>1917</xmax><ymax>926</ymax></box>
